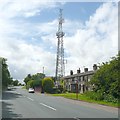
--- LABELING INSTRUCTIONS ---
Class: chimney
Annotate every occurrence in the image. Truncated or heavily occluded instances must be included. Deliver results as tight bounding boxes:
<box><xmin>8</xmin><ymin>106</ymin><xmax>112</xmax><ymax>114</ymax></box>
<box><xmin>84</xmin><ymin>68</ymin><xmax>88</xmax><ymax>72</ymax></box>
<box><xmin>70</xmin><ymin>70</ymin><xmax>73</xmax><ymax>75</ymax></box>
<box><xmin>77</xmin><ymin>68</ymin><xmax>81</xmax><ymax>74</ymax></box>
<box><xmin>93</xmin><ymin>64</ymin><xmax>97</xmax><ymax>71</ymax></box>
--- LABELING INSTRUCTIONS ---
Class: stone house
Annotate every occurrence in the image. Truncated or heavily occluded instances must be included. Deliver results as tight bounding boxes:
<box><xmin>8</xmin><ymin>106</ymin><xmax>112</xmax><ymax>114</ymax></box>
<box><xmin>63</xmin><ymin>64</ymin><xmax>97</xmax><ymax>93</ymax></box>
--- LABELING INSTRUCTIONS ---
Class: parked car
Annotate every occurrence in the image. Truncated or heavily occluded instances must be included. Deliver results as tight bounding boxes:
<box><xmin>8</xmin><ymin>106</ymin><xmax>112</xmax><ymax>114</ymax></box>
<box><xmin>28</xmin><ymin>88</ymin><xmax>34</xmax><ymax>93</ymax></box>
<box><xmin>7</xmin><ymin>85</ymin><xmax>14</xmax><ymax>90</ymax></box>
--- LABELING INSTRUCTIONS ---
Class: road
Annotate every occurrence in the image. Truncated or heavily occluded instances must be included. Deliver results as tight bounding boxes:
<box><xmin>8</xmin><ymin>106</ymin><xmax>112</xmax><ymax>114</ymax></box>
<box><xmin>2</xmin><ymin>86</ymin><xmax>118</xmax><ymax>119</ymax></box>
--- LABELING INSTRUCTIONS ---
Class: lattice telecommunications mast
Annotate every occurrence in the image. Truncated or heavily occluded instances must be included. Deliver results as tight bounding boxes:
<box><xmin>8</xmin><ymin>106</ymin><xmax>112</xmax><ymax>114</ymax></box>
<box><xmin>55</xmin><ymin>9</ymin><xmax>65</xmax><ymax>83</ymax></box>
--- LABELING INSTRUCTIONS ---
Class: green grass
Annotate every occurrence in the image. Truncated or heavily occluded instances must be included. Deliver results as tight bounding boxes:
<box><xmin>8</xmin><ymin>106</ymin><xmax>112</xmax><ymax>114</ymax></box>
<box><xmin>51</xmin><ymin>93</ymin><xmax>118</xmax><ymax>107</ymax></box>
<box><xmin>22</xmin><ymin>86</ymin><xmax>26</xmax><ymax>89</ymax></box>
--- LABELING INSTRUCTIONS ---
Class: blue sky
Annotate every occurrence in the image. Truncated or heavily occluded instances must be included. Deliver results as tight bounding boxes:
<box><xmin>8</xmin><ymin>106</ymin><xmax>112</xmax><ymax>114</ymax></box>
<box><xmin>26</xmin><ymin>2</ymin><xmax>103</xmax><ymax>23</ymax></box>
<box><xmin>0</xmin><ymin>1</ymin><xmax>118</xmax><ymax>82</ymax></box>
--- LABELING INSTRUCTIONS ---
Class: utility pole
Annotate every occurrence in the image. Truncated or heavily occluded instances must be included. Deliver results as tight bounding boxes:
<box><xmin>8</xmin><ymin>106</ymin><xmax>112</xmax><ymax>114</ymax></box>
<box><xmin>55</xmin><ymin>9</ymin><xmax>65</xmax><ymax>85</ymax></box>
<box><xmin>43</xmin><ymin>67</ymin><xmax>44</xmax><ymax>74</ymax></box>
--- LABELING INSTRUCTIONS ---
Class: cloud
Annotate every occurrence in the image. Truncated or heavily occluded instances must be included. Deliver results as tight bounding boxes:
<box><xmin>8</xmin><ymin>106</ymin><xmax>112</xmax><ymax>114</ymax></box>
<box><xmin>0</xmin><ymin>0</ymin><xmax>60</xmax><ymax>82</ymax></box>
<box><xmin>0</xmin><ymin>1</ymin><xmax>118</xmax><ymax>83</ymax></box>
<box><xmin>64</xmin><ymin>2</ymin><xmax>118</xmax><ymax>74</ymax></box>
<box><xmin>0</xmin><ymin>0</ymin><xmax>60</xmax><ymax>19</ymax></box>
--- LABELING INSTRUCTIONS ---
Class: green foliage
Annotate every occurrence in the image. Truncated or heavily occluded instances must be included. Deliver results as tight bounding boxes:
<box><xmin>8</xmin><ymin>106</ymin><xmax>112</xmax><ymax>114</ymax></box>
<box><xmin>42</xmin><ymin>77</ymin><xmax>54</xmax><ymax>93</ymax></box>
<box><xmin>26</xmin><ymin>80</ymin><xmax>34</xmax><ymax>89</ymax></box>
<box><xmin>85</xmin><ymin>91</ymin><xmax>104</xmax><ymax>101</ymax></box>
<box><xmin>33</xmin><ymin>80</ymin><xmax>42</xmax><ymax>87</ymax></box>
<box><xmin>24</xmin><ymin>74</ymin><xmax>31</xmax><ymax>85</ymax></box>
<box><xmin>24</xmin><ymin>73</ymin><xmax>45</xmax><ymax>88</ymax></box>
<box><xmin>1</xmin><ymin>58</ymin><xmax>11</xmax><ymax>88</ymax></box>
<box><xmin>58</xmin><ymin>85</ymin><xmax>64</xmax><ymax>93</ymax></box>
<box><xmin>89</xmin><ymin>53</ymin><xmax>120</xmax><ymax>103</ymax></box>
<box><xmin>104</xmin><ymin>94</ymin><xmax>118</xmax><ymax>103</ymax></box>
<box><xmin>31</xmin><ymin>73</ymin><xmax>45</xmax><ymax>81</ymax></box>
<box><xmin>12</xmin><ymin>80</ymin><xmax>19</xmax><ymax>86</ymax></box>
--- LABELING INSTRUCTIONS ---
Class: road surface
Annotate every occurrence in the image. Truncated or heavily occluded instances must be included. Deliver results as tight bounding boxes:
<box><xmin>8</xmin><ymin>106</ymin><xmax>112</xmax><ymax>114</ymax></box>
<box><xmin>2</xmin><ymin>86</ymin><xmax>118</xmax><ymax>119</ymax></box>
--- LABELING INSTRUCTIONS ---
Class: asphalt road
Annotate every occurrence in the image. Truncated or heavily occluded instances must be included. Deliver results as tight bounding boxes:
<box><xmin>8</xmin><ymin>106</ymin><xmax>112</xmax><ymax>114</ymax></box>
<box><xmin>2</xmin><ymin>86</ymin><xmax>118</xmax><ymax>119</ymax></box>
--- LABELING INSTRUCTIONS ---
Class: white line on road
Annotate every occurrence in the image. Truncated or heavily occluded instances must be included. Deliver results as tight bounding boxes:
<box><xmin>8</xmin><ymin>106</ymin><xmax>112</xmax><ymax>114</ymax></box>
<box><xmin>40</xmin><ymin>103</ymin><xmax>56</xmax><ymax>111</ymax></box>
<box><xmin>15</xmin><ymin>91</ymin><xmax>21</xmax><ymax>94</ymax></box>
<box><xmin>74</xmin><ymin>117</ymin><xmax>81</xmax><ymax>120</ymax></box>
<box><xmin>27</xmin><ymin>97</ymin><xmax>34</xmax><ymax>101</ymax></box>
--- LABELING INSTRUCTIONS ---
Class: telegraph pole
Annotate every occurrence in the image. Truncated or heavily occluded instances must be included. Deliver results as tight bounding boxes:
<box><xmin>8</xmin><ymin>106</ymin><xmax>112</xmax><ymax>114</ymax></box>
<box><xmin>43</xmin><ymin>67</ymin><xmax>44</xmax><ymax>74</ymax></box>
<box><xmin>55</xmin><ymin>9</ymin><xmax>65</xmax><ymax>85</ymax></box>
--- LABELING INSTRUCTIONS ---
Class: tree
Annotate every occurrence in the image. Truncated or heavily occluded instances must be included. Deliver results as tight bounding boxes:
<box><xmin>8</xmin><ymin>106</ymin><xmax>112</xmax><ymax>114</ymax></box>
<box><xmin>42</xmin><ymin>77</ymin><xmax>54</xmax><ymax>93</ymax></box>
<box><xmin>24</xmin><ymin>73</ymin><xmax>45</xmax><ymax>89</ymax></box>
<box><xmin>27</xmin><ymin>80</ymin><xmax>34</xmax><ymax>89</ymax></box>
<box><xmin>13</xmin><ymin>80</ymin><xmax>19</xmax><ymax>86</ymax></box>
<box><xmin>89</xmin><ymin>53</ymin><xmax>119</xmax><ymax>102</ymax></box>
<box><xmin>24</xmin><ymin>74</ymin><xmax>31</xmax><ymax>85</ymax></box>
<box><xmin>33</xmin><ymin>80</ymin><xmax>42</xmax><ymax>87</ymax></box>
<box><xmin>31</xmin><ymin>73</ymin><xmax>45</xmax><ymax>81</ymax></box>
<box><xmin>24</xmin><ymin>73</ymin><xmax>45</xmax><ymax>85</ymax></box>
<box><xmin>1</xmin><ymin>58</ymin><xmax>11</xmax><ymax>88</ymax></box>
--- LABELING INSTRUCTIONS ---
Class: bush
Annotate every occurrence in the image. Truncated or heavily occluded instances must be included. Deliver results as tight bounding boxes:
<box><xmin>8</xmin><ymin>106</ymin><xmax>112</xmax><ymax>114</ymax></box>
<box><xmin>58</xmin><ymin>85</ymin><xmax>64</xmax><ymax>93</ymax></box>
<box><xmin>85</xmin><ymin>91</ymin><xmax>104</xmax><ymax>101</ymax></box>
<box><xmin>33</xmin><ymin>80</ymin><xmax>42</xmax><ymax>87</ymax></box>
<box><xmin>85</xmin><ymin>91</ymin><xmax>118</xmax><ymax>103</ymax></box>
<box><xmin>51</xmin><ymin>87</ymin><xmax>61</xmax><ymax>94</ymax></box>
<box><xmin>26</xmin><ymin>80</ymin><xmax>34</xmax><ymax>89</ymax></box>
<box><xmin>104</xmin><ymin>94</ymin><xmax>118</xmax><ymax>103</ymax></box>
<box><xmin>42</xmin><ymin>77</ymin><xmax>54</xmax><ymax>93</ymax></box>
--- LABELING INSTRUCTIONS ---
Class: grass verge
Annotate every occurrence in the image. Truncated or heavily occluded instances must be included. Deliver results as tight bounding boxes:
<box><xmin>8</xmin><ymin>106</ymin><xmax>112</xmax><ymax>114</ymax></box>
<box><xmin>51</xmin><ymin>93</ymin><xmax>118</xmax><ymax>107</ymax></box>
<box><xmin>22</xmin><ymin>86</ymin><xmax>26</xmax><ymax>89</ymax></box>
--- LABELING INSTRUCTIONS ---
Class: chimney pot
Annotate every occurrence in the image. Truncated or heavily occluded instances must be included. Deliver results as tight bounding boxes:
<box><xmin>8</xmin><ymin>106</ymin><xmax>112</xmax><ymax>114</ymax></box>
<box><xmin>77</xmin><ymin>68</ymin><xmax>81</xmax><ymax>74</ymax></box>
<box><xmin>70</xmin><ymin>70</ymin><xmax>73</xmax><ymax>75</ymax></box>
<box><xmin>84</xmin><ymin>68</ymin><xmax>88</xmax><ymax>72</ymax></box>
<box><xmin>93</xmin><ymin>64</ymin><xmax>97</xmax><ymax>71</ymax></box>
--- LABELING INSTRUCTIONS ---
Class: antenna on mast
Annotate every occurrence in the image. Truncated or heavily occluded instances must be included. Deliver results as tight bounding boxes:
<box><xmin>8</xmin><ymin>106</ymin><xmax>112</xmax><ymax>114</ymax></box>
<box><xmin>55</xmin><ymin>9</ymin><xmax>65</xmax><ymax>85</ymax></box>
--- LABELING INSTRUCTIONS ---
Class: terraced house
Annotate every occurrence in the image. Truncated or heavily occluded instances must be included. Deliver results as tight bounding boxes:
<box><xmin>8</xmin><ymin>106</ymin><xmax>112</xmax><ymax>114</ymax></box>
<box><xmin>63</xmin><ymin>64</ymin><xmax>98</xmax><ymax>93</ymax></box>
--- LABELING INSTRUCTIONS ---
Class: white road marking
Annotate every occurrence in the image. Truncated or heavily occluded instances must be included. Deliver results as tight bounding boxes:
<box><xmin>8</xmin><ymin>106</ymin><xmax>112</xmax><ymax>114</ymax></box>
<box><xmin>15</xmin><ymin>91</ymin><xmax>21</xmax><ymax>94</ymax></box>
<box><xmin>27</xmin><ymin>97</ymin><xmax>34</xmax><ymax>101</ymax></box>
<box><xmin>40</xmin><ymin>103</ymin><xmax>56</xmax><ymax>111</ymax></box>
<box><xmin>73</xmin><ymin>117</ymin><xmax>81</xmax><ymax>120</ymax></box>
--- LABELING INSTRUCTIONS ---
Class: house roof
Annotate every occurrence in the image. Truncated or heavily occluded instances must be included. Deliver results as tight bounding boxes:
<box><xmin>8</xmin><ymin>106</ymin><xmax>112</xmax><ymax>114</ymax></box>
<box><xmin>63</xmin><ymin>70</ymin><xmax>96</xmax><ymax>79</ymax></box>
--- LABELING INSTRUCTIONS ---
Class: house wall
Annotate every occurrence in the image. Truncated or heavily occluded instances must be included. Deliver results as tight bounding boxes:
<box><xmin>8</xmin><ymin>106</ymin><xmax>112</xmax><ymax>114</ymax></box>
<box><xmin>64</xmin><ymin>73</ymin><xmax>94</xmax><ymax>93</ymax></box>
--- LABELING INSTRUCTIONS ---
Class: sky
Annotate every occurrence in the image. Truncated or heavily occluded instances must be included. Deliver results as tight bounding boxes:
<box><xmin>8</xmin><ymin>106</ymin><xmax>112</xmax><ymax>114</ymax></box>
<box><xmin>0</xmin><ymin>0</ymin><xmax>118</xmax><ymax>83</ymax></box>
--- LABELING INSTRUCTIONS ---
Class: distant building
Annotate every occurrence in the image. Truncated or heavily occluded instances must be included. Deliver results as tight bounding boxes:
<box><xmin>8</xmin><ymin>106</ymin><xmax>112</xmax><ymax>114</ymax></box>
<box><xmin>63</xmin><ymin>64</ymin><xmax>98</xmax><ymax>93</ymax></box>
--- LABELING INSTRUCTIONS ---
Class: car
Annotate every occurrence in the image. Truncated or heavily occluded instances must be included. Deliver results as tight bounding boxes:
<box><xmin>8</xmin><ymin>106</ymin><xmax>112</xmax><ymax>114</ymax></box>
<box><xmin>7</xmin><ymin>85</ymin><xmax>14</xmax><ymax>90</ymax></box>
<box><xmin>28</xmin><ymin>88</ymin><xmax>35</xmax><ymax>93</ymax></box>
<box><xmin>7</xmin><ymin>86</ymin><xmax>11</xmax><ymax>90</ymax></box>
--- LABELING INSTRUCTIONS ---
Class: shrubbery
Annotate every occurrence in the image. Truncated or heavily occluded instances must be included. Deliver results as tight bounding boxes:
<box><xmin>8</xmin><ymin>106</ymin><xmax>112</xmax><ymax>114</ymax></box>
<box><xmin>85</xmin><ymin>91</ymin><xmax>104</xmax><ymax>101</ymax></box>
<box><xmin>89</xmin><ymin>53</ymin><xmax>119</xmax><ymax>103</ymax></box>
<box><xmin>42</xmin><ymin>77</ymin><xmax>54</xmax><ymax>93</ymax></box>
<box><xmin>85</xmin><ymin>91</ymin><xmax>118</xmax><ymax>103</ymax></box>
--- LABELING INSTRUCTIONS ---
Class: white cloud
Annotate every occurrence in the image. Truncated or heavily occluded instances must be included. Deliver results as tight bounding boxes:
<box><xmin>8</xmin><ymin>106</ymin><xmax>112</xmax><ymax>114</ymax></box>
<box><xmin>0</xmin><ymin>0</ymin><xmax>60</xmax><ymax>83</ymax></box>
<box><xmin>64</xmin><ymin>2</ymin><xmax>118</xmax><ymax>74</ymax></box>
<box><xmin>0</xmin><ymin>1</ymin><xmax>118</xmax><ymax>83</ymax></box>
<box><xmin>0</xmin><ymin>0</ymin><xmax>60</xmax><ymax>19</ymax></box>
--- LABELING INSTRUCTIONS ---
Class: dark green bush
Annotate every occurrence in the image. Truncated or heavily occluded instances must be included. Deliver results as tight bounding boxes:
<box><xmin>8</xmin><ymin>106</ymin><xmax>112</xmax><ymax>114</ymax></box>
<box><xmin>104</xmin><ymin>94</ymin><xmax>118</xmax><ymax>103</ymax></box>
<box><xmin>51</xmin><ymin>87</ymin><xmax>61</xmax><ymax>94</ymax></box>
<box><xmin>85</xmin><ymin>91</ymin><xmax>118</xmax><ymax>103</ymax></box>
<box><xmin>85</xmin><ymin>91</ymin><xmax>104</xmax><ymax>101</ymax></box>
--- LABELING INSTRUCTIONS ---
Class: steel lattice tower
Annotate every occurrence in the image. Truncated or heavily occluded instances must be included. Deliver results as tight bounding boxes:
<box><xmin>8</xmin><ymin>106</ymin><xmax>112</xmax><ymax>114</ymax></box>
<box><xmin>55</xmin><ymin>9</ymin><xmax>65</xmax><ymax>83</ymax></box>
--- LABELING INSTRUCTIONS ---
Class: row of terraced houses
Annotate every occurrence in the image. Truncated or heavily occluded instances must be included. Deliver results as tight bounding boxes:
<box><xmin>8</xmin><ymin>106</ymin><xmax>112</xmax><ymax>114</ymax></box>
<box><xmin>63</xmin><ymin>64</ymin><xmax>98</xmax><ymax>93</ymax></box>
